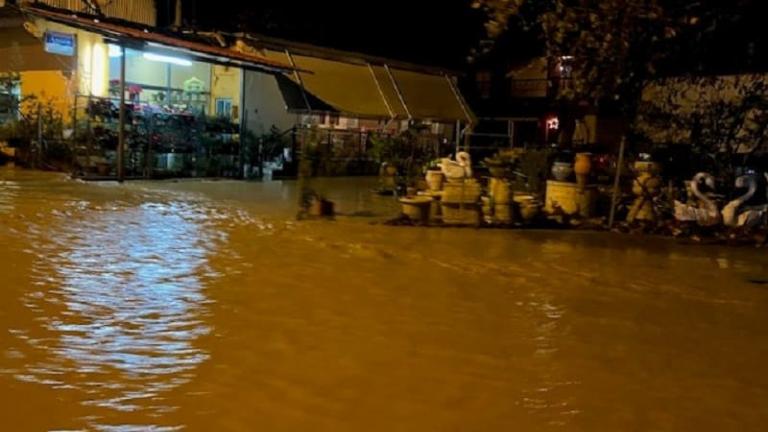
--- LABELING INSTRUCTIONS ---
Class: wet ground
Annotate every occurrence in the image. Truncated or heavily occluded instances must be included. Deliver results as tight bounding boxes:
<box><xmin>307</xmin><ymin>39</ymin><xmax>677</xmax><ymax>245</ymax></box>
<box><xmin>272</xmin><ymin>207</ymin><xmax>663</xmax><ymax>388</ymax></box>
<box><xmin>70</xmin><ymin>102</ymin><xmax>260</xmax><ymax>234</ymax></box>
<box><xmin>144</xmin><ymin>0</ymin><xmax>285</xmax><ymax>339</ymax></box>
<box><xmin>1</xmin><ymin>167</ymin><xmax>768</xmax><ymax>431</ymax></box>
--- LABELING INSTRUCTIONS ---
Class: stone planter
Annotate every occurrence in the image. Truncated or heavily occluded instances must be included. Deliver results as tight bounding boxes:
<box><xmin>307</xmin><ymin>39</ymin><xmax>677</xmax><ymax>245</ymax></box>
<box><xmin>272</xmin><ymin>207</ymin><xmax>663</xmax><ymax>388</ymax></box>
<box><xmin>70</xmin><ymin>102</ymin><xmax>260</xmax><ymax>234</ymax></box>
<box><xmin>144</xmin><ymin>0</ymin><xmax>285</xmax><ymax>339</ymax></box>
<box><xmin>441</xmin><ymin>203</ymin><xmax>481</xmax><ymax>225</ymax></box>
<box><xmin>442</xmin><ymin>180</ymin><xmax>481</xmax><ymax>205</ymax></box>
<box><xmin>489</xmin><ymin>178</ymin><xmax>512</xmax><ymax>205</ymax></box>
<box><xmin>400</xmin><ymin>196</ymin><xmax>433</xmax><ymax>223</ymax></box>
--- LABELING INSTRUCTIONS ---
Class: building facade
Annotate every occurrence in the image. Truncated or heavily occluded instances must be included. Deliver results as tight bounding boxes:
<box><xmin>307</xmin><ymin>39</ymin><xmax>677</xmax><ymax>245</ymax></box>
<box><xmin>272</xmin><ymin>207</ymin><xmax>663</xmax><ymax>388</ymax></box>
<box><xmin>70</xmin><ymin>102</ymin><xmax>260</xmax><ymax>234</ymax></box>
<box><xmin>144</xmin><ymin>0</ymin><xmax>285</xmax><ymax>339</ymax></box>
<box><xmin>1</xmin><ymin>1</ymin><xmax>473</xmax><ymax>178</ymax></box>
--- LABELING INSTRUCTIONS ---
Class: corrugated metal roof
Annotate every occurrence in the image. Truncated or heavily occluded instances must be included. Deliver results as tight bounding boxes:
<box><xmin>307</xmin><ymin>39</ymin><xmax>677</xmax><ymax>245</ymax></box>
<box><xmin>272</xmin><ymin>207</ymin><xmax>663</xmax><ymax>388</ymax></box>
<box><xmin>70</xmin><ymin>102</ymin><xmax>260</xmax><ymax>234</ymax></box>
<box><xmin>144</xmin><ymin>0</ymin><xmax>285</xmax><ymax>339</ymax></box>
<box><xmin>21</xmin><ymin>5</ymin><xmax>295</xmax><ymax>73</ymax></box>
<box><xmin>31</xmin><ymin>0</ymin><xmax>156</xmax><ymax>27</ymax></box>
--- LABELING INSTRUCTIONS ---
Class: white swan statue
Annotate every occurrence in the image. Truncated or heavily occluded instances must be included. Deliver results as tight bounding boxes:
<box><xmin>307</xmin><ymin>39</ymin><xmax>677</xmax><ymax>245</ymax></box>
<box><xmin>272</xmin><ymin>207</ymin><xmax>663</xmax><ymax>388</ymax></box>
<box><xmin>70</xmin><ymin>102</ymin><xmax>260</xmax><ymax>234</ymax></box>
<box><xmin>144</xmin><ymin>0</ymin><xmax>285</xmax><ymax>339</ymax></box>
<box><xmin>674</xmin><ymin>172</ymin><xmax>721</xmax><ymax>226</ymax></box>
<box><xmin>722</xmin><ymin>175</ymin><xmax>766</xmax><ymax>228</ymax></box>
<box><xmin>440</xmin><ymin>152</ymin><xmax>473</xmax><ymax>181</ymax></box>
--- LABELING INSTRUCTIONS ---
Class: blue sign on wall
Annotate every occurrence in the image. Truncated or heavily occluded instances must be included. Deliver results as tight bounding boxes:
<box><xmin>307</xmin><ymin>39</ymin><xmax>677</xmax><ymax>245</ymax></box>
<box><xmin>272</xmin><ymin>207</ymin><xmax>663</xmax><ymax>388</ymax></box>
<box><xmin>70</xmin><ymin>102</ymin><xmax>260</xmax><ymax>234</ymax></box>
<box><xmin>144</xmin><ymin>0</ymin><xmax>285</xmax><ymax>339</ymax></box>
<box><xmin>44</xmin><ymin>31</ymin><xmax>76</xmax><ymax>56</ymax></box>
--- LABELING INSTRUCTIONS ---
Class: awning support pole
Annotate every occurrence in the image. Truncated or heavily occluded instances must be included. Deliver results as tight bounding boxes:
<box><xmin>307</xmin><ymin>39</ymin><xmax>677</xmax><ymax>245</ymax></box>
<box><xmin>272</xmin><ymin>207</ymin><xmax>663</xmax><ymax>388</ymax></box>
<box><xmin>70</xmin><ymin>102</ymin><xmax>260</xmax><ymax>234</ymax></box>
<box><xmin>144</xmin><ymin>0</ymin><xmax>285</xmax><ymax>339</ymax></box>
<box><xmin>284</xmin><ymin>49</ymin><xmax>313</xmax><ymax>219</ymax></box>
<box><xmin>384</xmin><ymin>64</ymin><xmax>412</xmax><ymax>122</ymax></box>
<box><xmin>455</xmin><ymin>120</ymin><xmax>461</xmax><ymax>154</ymax></box>
<box><xmin>239</xmin><ymin>68</ymin><xmax>247</xmax><ymax>179</ymax></box>
<box><xmin>285</xmin><ymin>50</ymin><xmax>313</xmax><ymax>118</ymax></box>
<box><xmin>445</xmin><ymin>74</ymin><xmax>474</xmax><ymax>126</ymax></box>
<box><xmin>608</xmin><ymin>137</ymin><xmax>627</xmax><ymax>229</ymax></box>
<box><xmin>368</xmin><ymin>63</ymin><xmax>395</xmax><ymax>120</ymax></box>
<box><xmin>117</xmin><ymin>44</ymin><xmax>126</xmax><ymax>182</ymax></box>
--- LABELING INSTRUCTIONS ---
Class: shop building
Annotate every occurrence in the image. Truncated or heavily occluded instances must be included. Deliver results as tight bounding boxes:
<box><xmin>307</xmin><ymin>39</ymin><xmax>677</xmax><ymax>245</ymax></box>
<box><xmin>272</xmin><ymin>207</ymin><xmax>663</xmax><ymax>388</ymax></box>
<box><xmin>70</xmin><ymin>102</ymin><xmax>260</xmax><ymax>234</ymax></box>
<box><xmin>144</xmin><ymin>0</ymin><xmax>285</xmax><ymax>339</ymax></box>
<box><xmin>7</xmin><ymin>1</ymin><xmax>474</xmax><ymax>178</ymax></box>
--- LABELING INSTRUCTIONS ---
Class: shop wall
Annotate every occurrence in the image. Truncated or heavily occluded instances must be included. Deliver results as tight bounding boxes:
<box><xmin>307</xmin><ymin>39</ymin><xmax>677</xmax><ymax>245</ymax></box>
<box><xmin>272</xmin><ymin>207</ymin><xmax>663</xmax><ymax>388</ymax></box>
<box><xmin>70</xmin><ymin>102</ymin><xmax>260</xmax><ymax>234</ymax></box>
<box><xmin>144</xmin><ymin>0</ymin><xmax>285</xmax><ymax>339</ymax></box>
<box><xmin>19</xmin><ymin>70</ymin><xmax>73</xmax><ymax>121</ymax></box>
<box><xmin>24</xmin><ymin>19</ymin><xmax>103</xmax><ymax>98</ymax></box>
<box><xmin>242</xmin><ymin>70</ymin><xmax>297</xmax><ymax>135</ymax></box>
<box><xmin>210</xmin><ymin>65</ymin><xmax>241</xmax><ymax>122</ymax></box>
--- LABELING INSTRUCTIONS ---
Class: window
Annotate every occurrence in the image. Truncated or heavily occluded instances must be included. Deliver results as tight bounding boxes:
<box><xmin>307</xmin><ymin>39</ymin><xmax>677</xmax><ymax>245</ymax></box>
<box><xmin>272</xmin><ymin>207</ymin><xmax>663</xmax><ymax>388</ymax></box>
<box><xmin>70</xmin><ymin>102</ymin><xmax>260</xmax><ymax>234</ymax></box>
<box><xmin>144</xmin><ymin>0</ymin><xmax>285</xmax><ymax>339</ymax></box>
<box><xmin>109</xmin><ymin>48</ymin><xmax>212</xmax><ymax>113</ymax></box>
<box><xmin>344</xmin><ymin>117</ymin><xmax>359</xmax><ymax>129</ymax></box>
<box><xmin>476</xmin><ymin>71</ymin><xmax>492</xmax><ymax>99</ymax></box>
<box><xmin>326</xmin><ymin>113</ymin><xmax>340</xmax><ymax>127</ymax></box>
<box><xmin>215</xmin><ymin>98</ymin><xmax>233</xmax><ymax>118</ymax></box>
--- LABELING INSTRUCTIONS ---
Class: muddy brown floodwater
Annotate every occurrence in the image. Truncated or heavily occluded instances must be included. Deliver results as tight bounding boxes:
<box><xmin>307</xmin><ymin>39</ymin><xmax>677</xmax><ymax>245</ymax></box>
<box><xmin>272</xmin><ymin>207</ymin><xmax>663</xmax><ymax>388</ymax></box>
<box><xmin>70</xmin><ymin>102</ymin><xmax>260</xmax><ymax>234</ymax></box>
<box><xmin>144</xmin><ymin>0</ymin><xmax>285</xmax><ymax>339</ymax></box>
<box><xmin>2</xmin><ymin>167</ymin><xmax>768</xmax><ymax>431</ymax></box>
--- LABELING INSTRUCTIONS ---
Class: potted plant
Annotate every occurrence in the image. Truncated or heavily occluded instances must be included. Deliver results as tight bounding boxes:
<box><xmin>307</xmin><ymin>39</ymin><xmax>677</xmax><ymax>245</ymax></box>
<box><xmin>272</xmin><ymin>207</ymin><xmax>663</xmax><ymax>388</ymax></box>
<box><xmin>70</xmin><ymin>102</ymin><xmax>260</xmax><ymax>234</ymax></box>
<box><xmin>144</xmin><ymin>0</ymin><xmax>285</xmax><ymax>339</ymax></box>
<box><xmin>483</xmin><ymin>148</ymin><xmax>521</xmax><ymax>179</ymax></box>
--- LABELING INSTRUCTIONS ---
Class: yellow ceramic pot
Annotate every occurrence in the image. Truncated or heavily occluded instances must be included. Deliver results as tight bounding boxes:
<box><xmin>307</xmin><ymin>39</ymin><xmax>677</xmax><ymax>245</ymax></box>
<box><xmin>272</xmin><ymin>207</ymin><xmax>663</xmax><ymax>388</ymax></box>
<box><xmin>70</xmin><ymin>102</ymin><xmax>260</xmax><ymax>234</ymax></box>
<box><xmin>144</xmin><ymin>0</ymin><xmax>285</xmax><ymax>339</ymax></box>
<box><xmin>425</xmin><ymin>170</ymin><xmax>444</xmax><ymax>192</ymax></box>
<box><xmin>574</xmin><ymin>153</ymin><xmax>592</xmax><ymax>187</ymax></box>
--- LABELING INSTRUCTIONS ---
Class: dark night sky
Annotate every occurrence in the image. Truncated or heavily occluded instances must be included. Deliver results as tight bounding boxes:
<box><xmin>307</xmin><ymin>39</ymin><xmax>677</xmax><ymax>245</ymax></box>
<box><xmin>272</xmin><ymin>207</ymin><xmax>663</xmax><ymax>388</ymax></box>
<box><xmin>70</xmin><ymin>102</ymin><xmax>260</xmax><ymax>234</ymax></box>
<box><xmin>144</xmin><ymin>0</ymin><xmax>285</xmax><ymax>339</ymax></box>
<box><xmin>191</xmin><ymin>1</ymin><xmax>486</xmax><ymax>69</ymax></box>
<box><xmin>186</xmin><ymin>1</ymin><xmax>768</xmax><ymax>76</ymax></box>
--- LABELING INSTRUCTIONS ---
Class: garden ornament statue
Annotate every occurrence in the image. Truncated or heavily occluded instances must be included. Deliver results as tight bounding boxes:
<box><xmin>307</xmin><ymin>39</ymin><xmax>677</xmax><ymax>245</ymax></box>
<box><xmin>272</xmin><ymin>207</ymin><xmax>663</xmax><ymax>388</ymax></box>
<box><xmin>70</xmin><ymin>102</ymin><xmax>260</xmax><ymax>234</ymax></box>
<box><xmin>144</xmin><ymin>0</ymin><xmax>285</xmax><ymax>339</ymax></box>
<box><xmin>440</xmin><ymin>152</ymin><xmax>473</xmax><ymax>182</ymax></box>
<box><xmin>626</xmin><ymin>162</ymin><xmax>662</xmax><ymax>223</ymax></box>
<box><xmin>673</xmin><ymin>172</ymin><xmax>721</xmax><ymax>226</ymax></box>
<box><xmin>722</xmin><ymin>175</ymin><xmax>767</xmax><ymax>229</ymax></box>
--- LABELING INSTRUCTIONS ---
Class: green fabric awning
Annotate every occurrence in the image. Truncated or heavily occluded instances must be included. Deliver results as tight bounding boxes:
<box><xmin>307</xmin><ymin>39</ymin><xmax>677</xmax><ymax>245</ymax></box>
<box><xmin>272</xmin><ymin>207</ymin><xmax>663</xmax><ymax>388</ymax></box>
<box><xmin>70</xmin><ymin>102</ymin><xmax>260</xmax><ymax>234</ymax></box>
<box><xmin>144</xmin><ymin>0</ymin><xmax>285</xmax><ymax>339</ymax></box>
<box><xmin>290</xmin><ymin>54</ymin><xmax>392</xmax><ymax>118</ymax></box>
<box><xmin>370</xmin><ymin>65</ymin><xmax>410</xmax><ymax>119</ymax></box>
<box><xmin>262</xmin><ymin>49</ymin><xmax>474</xmax><ymax>123</ymax></box>
<box><xmin>389</xmin><ymin>68</ymin><xmax>472</xmax><ymax>123</ymax></box>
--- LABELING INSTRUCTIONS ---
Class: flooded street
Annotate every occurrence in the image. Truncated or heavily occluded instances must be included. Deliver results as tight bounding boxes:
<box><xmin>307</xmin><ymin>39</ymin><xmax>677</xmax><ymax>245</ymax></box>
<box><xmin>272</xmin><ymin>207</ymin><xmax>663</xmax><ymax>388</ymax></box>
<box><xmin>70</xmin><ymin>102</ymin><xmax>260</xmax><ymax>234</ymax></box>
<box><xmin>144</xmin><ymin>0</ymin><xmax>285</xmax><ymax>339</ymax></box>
<box><xmin>2</xmin><ymin>167</ymin><xmax>768</xmax><ymax>431</ymax></box>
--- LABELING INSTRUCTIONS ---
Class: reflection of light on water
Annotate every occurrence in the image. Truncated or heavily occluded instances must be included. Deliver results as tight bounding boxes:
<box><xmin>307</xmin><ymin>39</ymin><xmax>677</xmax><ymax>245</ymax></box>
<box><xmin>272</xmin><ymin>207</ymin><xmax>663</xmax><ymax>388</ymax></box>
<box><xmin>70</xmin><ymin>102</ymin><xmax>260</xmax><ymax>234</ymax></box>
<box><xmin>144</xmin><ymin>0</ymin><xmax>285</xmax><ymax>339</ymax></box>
<box><xmin>0</xmin><ymin>179</ymin><xmax>20</xmax><ymax>213</ymax></box>
<box><xmin>16</xmin><ymin>200</ymin><xmax>218</xmax><ymax>428</ymax></box>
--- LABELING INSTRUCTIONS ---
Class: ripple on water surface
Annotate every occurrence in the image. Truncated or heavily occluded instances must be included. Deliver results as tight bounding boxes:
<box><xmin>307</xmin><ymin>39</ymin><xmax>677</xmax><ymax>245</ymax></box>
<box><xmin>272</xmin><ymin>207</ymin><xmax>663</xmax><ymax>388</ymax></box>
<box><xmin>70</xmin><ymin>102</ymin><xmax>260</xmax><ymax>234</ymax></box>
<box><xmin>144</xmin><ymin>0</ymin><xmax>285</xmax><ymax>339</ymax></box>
<box><xmin>11</xmin><ymin>195</ymin><xmax>224</xmax><ymax>429</ymax></box>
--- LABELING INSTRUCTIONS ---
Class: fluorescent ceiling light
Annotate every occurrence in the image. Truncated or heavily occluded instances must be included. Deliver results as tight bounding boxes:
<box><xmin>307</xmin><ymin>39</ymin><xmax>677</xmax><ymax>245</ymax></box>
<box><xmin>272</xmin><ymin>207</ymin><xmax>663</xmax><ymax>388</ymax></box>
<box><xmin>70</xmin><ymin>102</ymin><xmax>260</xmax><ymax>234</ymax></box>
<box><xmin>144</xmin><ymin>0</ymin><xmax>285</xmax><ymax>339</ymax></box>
<box><xmin>108</xmin><ymin>44</ymin><xmax>122</xmax><ymax>58</ymax></box>
<box><xmin>143</xmin><ymin>52</ymin><xmax>192</xmax><ymax>66</ymax></box>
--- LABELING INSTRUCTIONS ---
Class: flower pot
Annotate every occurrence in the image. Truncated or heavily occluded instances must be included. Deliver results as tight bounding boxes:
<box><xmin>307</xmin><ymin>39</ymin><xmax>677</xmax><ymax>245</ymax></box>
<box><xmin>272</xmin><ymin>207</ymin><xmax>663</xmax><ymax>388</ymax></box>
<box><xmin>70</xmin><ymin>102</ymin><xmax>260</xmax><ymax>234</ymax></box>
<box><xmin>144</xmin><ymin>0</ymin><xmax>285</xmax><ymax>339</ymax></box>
<box><xmin>551</xmin><ymin>162</ymin><xmax>573</xmax><ymax>182</ymax></box>
<box><xmin>574</xmin><ymin>153</ymin><xmax>592</xmax><ymax>187</ymax></box>
<box><xmin>425</xmin><ymin>170</ymin><xmax>444</xmax><ymax>192</ymax></box>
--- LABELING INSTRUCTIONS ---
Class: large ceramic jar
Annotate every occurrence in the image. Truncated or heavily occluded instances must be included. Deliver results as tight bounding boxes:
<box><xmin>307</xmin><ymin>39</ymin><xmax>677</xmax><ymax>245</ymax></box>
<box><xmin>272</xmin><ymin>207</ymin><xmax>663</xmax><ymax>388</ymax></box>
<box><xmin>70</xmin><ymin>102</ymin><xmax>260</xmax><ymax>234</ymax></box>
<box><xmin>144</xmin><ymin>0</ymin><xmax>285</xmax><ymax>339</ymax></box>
<box><xmin>574</xmin><ymin>153</ymin><xmax>592</xmax><ymax>187</ymax></box>
<box><xmin>551</xmin><ymin>162</ymin><xmax>574</xmax><ymax>182</ymax></box>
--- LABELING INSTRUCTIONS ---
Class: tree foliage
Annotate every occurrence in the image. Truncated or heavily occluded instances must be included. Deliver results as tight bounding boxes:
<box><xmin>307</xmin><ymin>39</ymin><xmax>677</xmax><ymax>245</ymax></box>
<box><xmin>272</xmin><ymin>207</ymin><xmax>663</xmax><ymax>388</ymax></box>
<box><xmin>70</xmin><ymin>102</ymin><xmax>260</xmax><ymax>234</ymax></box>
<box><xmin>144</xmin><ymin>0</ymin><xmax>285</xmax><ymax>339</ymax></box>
<box><xmin>635</xmin><ymin>75</ymin><xmax>768</xmax><ymax>179</ymax></box>
<box><xmin>471</xmin><ymin>0</ymin><xmax>722</xmax><ymax>115</ymax></box>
